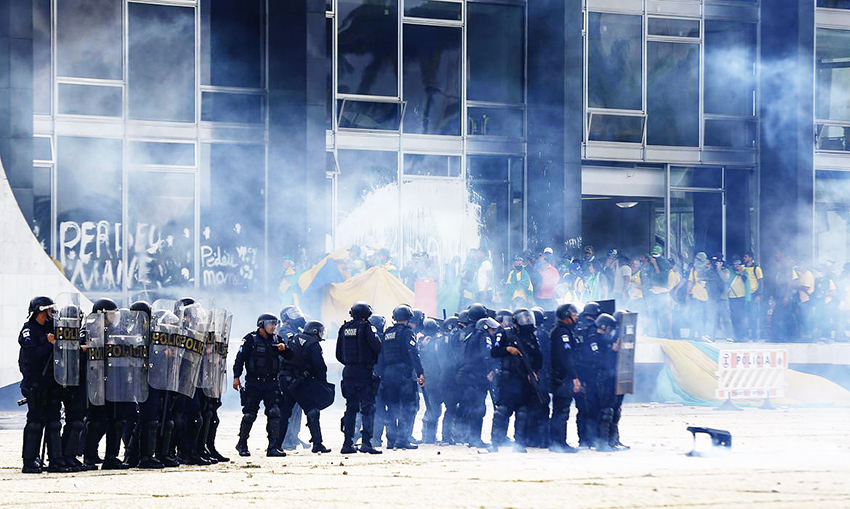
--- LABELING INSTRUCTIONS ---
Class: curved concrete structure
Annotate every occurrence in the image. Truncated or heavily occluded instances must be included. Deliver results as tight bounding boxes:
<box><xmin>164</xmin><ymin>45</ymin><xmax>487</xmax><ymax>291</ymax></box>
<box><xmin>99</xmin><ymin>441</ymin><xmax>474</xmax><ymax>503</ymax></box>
<box><xmin>0</xmin><ymin>160</ymin><xmax>91</xmax><ymax>387</ymax></box>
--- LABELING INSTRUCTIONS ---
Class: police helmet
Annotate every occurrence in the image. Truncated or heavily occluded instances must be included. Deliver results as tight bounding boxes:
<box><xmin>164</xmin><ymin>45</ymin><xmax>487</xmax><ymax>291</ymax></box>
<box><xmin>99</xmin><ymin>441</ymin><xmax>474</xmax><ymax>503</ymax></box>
<box><xmin>475</xmin><ymin>317</ymin><xmax>500</xmax><ymax>332</ymax></box>
<box><xmin>92</xmin><ymin>298</ymin><xmax>118</xmax><ymax>313</ymax></box>
<box><xmin>174</xmin><ymin>297</ymin><xmax>196</xmax><ymax>315</ymax></box>
<box><xmin>556</xmin><ymin>303</ymin><xmax>579</xmax><ymax>321</ymax></box>
<box><xmin>495</xmin><ymin>309</ymin><xmax>513</xmax><ymax>327</ymax></box>
<box><xmin>512</xmin><ymin>308</ymin><xmax>536</xmax><ymax>329</ymax></box>
<box><xmin>422</xmin><ymin>318</ymin><xmax>439</xmax><ymax>337</ymax></box>
<box><xmin>467</xmin><ymin>303</ymin><xmax>488</xmax><ymax>322</ymax></box>
<box><xmin>595</xmin><ymin>313</ymin><xmax>618</xmax><ymax>342</ymax></box>
<box><xmin>456</xmin><ymin>310</ymin><xmax>470</xmax><ymax>325</ymax></box>
<box><xmin>392</xmin><ymin>304</ymin><xmax>414</xmax><ymax>322</ymax></box>
<box><xmin>304</xmin><ymin>320</ymin><xmax>326</xmax><ymax>340</ymax></box>
<box><xmin>350</xmin><ymin>301</ymin><xmax>373</xmax><ymax>320</ymax></box>
<box><xmin>531</xmin><ymin>307</ymin><xmax>545</xmax><ymax>328</ymax></box>
<box><xmin>256</xmin><ymin>313</ymin><xmax>279</xmax><ymax>329</ymax></box>
<box><xmin>59</xmin><ymin>305</ymin><xmax>81</xmax><ymax>320</ymax></box>
<box><xmin>411</xmin><ymin>309</ymin><xmax>425</xmax><ymax>328</ymax></box>
<box><xmin>442</xmin><ymin>316</ymin><xmax>458</xmax><ymax>333</ymax></box>
<box><xmin>581</xmin><ymin>301</ymin><xmax>601</xmax><ymax>319</ymax></box>
<box><xmin>283</xmin><ymin>306</ymin><xmax>305</xmax><ymax>322</ymax></box>
<box><xmin>130</xmin><ymin>300</ymin><xmax>152</xmax><ymax>318</ymax></box>
<box><xmin>154</xmin><ymin>309</ymin><xmax>180</xmax><ymax>327</ymax></box>
<box><xmin>28</xmin><ymin>296</ymin><xmax>55</xmax><ymax>320</ymax></box>
<box><xmin>368</xmin><ymin>315</ymin><xmax>386</xmax><ymax>335</ymax></box>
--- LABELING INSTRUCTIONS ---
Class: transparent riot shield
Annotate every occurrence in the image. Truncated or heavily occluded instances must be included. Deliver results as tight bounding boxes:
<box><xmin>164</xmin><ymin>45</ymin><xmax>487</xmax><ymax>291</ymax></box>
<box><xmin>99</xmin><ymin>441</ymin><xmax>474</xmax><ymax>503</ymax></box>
<box><xmin>148</xmin><ymin>308</ymin><xmax>182</xmax><ymax>394</ymax></box>
<box><xmin>104</xmin><ymin>309</ymin><xmax>149</xmax><ymax>404</ymax></box>
<box><xmin>194</xmin><ymin>306</ymin><xmax>216</xmax><ymax>391</ymax></box>
<box><xmin>204</xmin><ymin>309</ymin><xmax>232</xmax><ymax>399</ymax></box>
<box><xmin>615</xmin><ymin>312</ymin><xmax>638</xmax><ymax>395</ymax></box>
<box><xmin>85</xmin><ymin>313</ymin><xmax>106</xmax><ymax>406</ymax></box>
<box><xmin>54</xmin><ymin>292</ymin><xmax>82</xmax><ymax>386</ymax></box>
<box><xmin>173</xmin><ymin>303</ymin><xmax>206</xmax><ymax>397</ymax></box>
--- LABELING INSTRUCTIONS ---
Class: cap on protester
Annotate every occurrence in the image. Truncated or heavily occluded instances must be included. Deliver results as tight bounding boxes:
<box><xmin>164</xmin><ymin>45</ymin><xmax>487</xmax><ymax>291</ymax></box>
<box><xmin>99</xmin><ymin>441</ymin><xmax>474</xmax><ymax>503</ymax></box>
<box><xmin>651</xmin><ymin>246</ymin><xmax>663</xmax><ymax>258</ymax></box>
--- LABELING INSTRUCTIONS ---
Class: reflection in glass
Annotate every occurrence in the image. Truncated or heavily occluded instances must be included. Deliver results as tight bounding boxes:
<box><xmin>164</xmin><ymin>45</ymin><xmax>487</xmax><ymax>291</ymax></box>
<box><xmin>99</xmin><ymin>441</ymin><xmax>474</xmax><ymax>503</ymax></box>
<box><xmin>467</xmin><ymin>3</ymin><xmax>524</xmax><ymax>104</ymax></box>
<box><xmin>33</xmin><ymin>165</ymin><xmax>52</xmax><ymax>253</ymax></box>
<box><xmin>56</xmin><ymin>137</ymin><xmax>123</xmax><ymax>292</ymax></box>
<box><xmin>670</xmin><ymin>167</ymin><xmax>722</xmax><ymax>188</ymax></box>
<box><xmin>201</xmin><ymin>0</ymin><xmax>263</xmax><ymax>88</ymax></box>
<box><xmin>467</xmin><ymin>107</ymin><xmax>523</xmax><ymax>137</ymax></box>
<box><xmin>403</xmin><ymin>154</ymin><xmax>461</xmax><ymax>177</ymax></box>
<box><xmin>129</xmin><ymin>3</ymin><xmax>195</xmax><ymax>122</ymax></box>
<box><xmin>404</xmin><ymin>0</ymin><xmax>462</xmax><ymax>20</ymax></box>
<box><xmin>704</xmin><ymin>120</ymin><xmax>756</xmax><ymax>149</ymax></box>
<box><xmin>705</xmin><ymin>21</ymin><xmax>756</xmax><ymax>117</ymax></box>
<box><xmin>128</xmin><ymin>172</ymin><xmax>195</xmax><ymax>290</ymax></box>
<box><xmin>588</xmin><ymin>113</ymin><xmax>644</xmax><ymax>143</ymax></box>
<box><xmin>58</xmin><ymin>84</ymin><xmax>123</xmax><ymax>117</ymax></box>
<box><xmin>817</xmin><ymin>28</ymin><xmax>850</xmax><ymax>122</ymax></box>
<box><xmin>403</xmin><ymin>24</ymin><xmax>461</xmax><ymax>135</ymax></box>
<box><xmin>816</xmin><ymin>171</ymin><xmax>850</xmax><ymax>267</ymax></box>
<box><xmin>647</xmin><ymin>17</ymin><xmax>700</xmax><ymax>38</ymax></box>
<box><xmin>201</xmin><ymin>144</ymin><xmax>265</xmax><ymax>291</ymax></box>
<box><xmin>819</xmin><ymin>0</ymin><xmax>850</xmax><ymax>7</ymax></box>
<box><xmin>33</xmin><ymin>0</ymin><xmax>51</xmax><ymax>115</ymax></box>
<box><xmin>130</xmin><ymin>142</ymin><xmax>196</xmax><ymax>166</ymax></box>
<box><xmin>338</xmin><ymin>0</ymin><xmax>398</xmax><ymax>97</ymax></box>
<box><xmin>201</xmin><ymin>92</ymin><xmax>264</xmax><ymax>124</ymax></box>
<box><xmin>588</xmin><ymin>13</ymin><xmax>642</xmax><ymax>110</ymax></box>
<box><xmin>817</xmin><ymin>124</ymin><xmax>850</xmax><ymax>151</ymax></box>
<box><xmin>339</xmin><ymin>100</ymin><xmax>403</xmax><ymax>130</ymax></box>
<box><xmin>670</xmin><ymin>191</ymin><xmax>722</xmax><ymax>261</ymax></box>
<box><xmin>56</xmin><ymin>0</ymin><xmax>122</xmax><ymax>79</ymax></box>
<box><xmin>33</xmin><ymin>136</ymin><xmax>52</xmax><ymax>162</ymax></box>
<box><xmin>336</xmin><ymin>150</ymin><xmax>399</xmax><ymax>252</ymax></box>
<box><xmin>647</xmin><ymin>42</ymin><xmax>699</xmax><ymax>146</ymax></box>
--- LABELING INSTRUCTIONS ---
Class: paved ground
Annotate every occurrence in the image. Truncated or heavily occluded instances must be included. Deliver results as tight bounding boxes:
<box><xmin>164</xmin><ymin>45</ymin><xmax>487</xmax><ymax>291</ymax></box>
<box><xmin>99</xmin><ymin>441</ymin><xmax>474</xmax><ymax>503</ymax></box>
<box><xmin>0</xmin><ymin>404</ymin><xmax>848</xmax><ymax>508</ymax></box>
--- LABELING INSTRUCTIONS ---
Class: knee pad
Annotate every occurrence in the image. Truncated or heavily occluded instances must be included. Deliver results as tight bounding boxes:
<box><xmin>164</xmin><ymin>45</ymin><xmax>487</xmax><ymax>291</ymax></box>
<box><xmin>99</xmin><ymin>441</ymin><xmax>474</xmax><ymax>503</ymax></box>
<box><xmin>266</xmin><ymin>406</ymin><xmax>281</xmax><ymax>420</ymax></box>
<box><xmin>46</xmin><ymin>420</ymin><xmax>62</xmax><ymax>433</ymax></box>
<box><xmin>601</xmin><ymin>408</ymin><xmax>614</xmax><ymax>421</ymax></box>
<box><xmin>25</xmin><ymin>421</ymin><xmax>42</xmax><ymax>434</ymax></box>
<box><xmin>306</xmin><ymin>409</ymin><xmax>320</xmax><ymax>422</ymax></box>
<box><xmin>494</xmin><ymin>405</ymin><xmax>512</xmax><ymax>419</ymax></box>
<box><xmin>243</xmin><ymin>412</ymin><xmax>258</xmax><ymax>424</ymax></box>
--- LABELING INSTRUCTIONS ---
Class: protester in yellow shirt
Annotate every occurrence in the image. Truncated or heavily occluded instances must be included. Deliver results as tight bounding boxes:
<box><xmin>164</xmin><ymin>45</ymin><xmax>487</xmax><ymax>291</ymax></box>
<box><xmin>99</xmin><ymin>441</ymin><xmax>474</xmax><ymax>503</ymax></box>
<box><xmin>686</xmin><ymin>252</ymin><xmax>710</xmax><ymax>340</ymax></box>
<box><xmin>792</xmin><ymin>262</ymin><xmax>815</xmax><ymax>340</ymax></box>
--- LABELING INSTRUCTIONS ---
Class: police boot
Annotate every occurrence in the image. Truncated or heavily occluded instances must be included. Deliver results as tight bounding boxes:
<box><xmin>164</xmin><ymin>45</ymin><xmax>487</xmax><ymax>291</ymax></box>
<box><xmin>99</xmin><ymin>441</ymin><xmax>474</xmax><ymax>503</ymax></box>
<box><xmin>421</xmin><ymin>419</ymin><xmax>437</xmax><ymax>445</ymax></box>
<box><xmin>156</xmin><ymin>420</ymin><xmax>180</xmax><ymax>467</ymax></box>
<box><xmin>102</xmin><ymin>420</ymin><xmax>130</xmax><ymax>470</ymax></box>
<box><xmin>236</xmin><ymin>414</ymin><xmax>254</xmax><ymax>457</ymax></box>
<box><xmin>44</xmin><ymin>421</ymin><xmax>73</xmax><ymax>472</ymax></box>
<box><xmin>83</xmin><ymin>420</ymin><xmax>105</xmax><ymax>470</ymax></box>
<box><xmin>180</xmin><ymin>416</ymin><xmax>211</xmax><ymax>465</ymax></box>
<box><xmin>305</xmin><ymin>410</ymin><xmax>330</xmax><ymax>453</ymax></box>
<box><xmin>467</xmin><ymin>419</ymin><xmax>487</xmax><ymax>449</ymax></box>
<box><xmin>549</xmin><ymin>413</ymin><xmax>577</xmax><ymax>453</ymax></box>
<box><xmin>488</xmin><ymin>406</ymin><xmax>511</xmax><ymax>452</ymax></box>
<box><xmin>595</xmin><ymin>409</ymin><xmax>614</xmax><ymax>452</ymax></box>
<box><xmin>61</xmin><ymin>420</ymin><xmax>85</xmax><ymax>470</ymax></box>
<box><xmin>197</xmin><ymin>412</ymin><xmax>217</xmax><ymax>464</ymax></box>
<box><xmin>340</xmin><ymin>415</ymin><xmax>358</xmax><ymax>454</ymax></box>
<box><xmin>266</xmin><ymin>413</ymin><xmax>286</xmax><ymax>457</ymax></box>
<box><xmin>138</xmin><ymin>421</ymin><xmax>164</xmax><ymax>469</ymax></box>
<box><xmin>124</xmin><ymin>422</ymin><xmax>140</xmax><ymax>468</ymax></box>
<box><xmin>206</xmin><ymin>416</ymin><xmax>230</xmax><ymax>462</ymax></box>
<box><xmin>22</xmin><ymin>422</ymin><xmax>44</xmax><ymax>474</ymax></box>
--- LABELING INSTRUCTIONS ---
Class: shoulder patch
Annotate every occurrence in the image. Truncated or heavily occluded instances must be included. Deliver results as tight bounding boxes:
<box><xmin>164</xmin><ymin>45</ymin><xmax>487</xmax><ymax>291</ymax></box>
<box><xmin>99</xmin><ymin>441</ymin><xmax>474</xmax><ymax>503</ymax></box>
<box><xmin>371</xmin><ymin>326</ymin><xmax>378</xmax><ymax>334</ymax></box>
<box><xmin>409</xmin><ymin>339</ymin><xmax>416</xmax><ymax>347</ymax></box>
<box><xmin>22</xmin><ymin>328</ymin><xmax>30</xmax><ymax>338</ymax></box>
<box><xmin>562</xmin><ymin>334</ymin><xmax>569</xmax><ymax>343</ymax></box>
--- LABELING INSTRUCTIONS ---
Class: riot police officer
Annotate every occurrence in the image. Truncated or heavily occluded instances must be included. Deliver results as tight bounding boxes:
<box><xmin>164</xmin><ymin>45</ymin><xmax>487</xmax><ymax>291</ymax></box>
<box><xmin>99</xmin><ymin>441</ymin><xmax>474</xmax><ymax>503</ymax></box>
<box><xmin>279</xmin><ymin>306</ymin><xmax>308</xmax><ymax>451</ymax></box>
<box><xmin>276</xmin><ymin>321</ymin><xmax>332</xmax><ymax>453</ymax></box>
<box><xmin>127</xmin><ymin>300</ymin><xmax>164</xmax><ymax>469</ymax></box>
<box><xmin>378</xmin><ymin>305</ymin><xmax>425</xmax><ymax>450</ymax></box>
<box><xmin>440</xmin><ymin>313</ymin><xmax>465</xmax><ymax>444</ymax></box>
<box><xmin>549</xmin><ymin>303</ymin><xmax>581</xmax><ymax>453</ymax></box>
<box><xmin>593</xmin><ymin>313</ymin><xmax>628</xmax><ymax>452</ymax></box>
<box><xmin>574</xmin><ymin>301</ymin><xmax>601</xmax><ymax>448</ymax></box>
<box><xmin>336</xmin><ymin>301</ymin><xmax>383</xmax><ymax>454</ymax></box>
<box><xmin>368</xmin><ymin>314</ymin><xmax>387</xmax><ymax>447</ymax></box>
<box><xmin>233</xmin><ymin>313</ymin><xmax>290</xmax><ymax>457</ymax></box>
<box><xmin>456</xmin><ymin>316</ymin><xmax>497</xmax><ymax>448</ymax></box>
<box><xmin>19</xmin><ymin>296</ymin><xmax>71</xmax><ymax>473</ymax></box>
<box><xmin>53</xmin><ymin>295</ymin><xmax>87</xmax><ymax>471</ymax></box>
<box><xmin>419</xmin><ymin>318</ymin><xmax>444</xmax><ymax>444</ymax></box>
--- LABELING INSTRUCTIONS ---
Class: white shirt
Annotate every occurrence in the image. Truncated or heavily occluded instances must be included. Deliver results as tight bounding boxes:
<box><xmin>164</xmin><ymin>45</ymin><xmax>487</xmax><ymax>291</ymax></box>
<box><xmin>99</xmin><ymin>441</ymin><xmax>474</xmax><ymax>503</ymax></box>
<box><xmin>477</xmin><ymin>259</ymin><xmax>493</xmax><ymax>292</ymax></box>
<box><xmin>613</xmin><ymin>264</ymin><xmax>632</xmax><ymax>294</ymax></box>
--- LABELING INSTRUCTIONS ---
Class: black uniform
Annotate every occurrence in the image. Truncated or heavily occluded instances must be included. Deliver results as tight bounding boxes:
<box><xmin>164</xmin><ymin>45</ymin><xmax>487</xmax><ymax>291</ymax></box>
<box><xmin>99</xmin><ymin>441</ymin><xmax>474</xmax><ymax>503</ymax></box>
<box><xmin>419</xmin><ymin>333</ymin><xmax>446</xmax><ymax>443</ymax></box>
<box><xmin>549</xmin><ymin>320</ymin><xmax>578</xmax><ymax>449</ymax></box>
<box><xmin>573</xmin><ymin>313</ymin><xmax>597</xmax><ymax>447</ymax></box>
<box><xmin>456</xmin><ymin>328</ymin><xmax>493</xmax><ymax>447</ymax></box>
<box><xmin>336</xmin><ymin>319</ymin><xmax>382</xmax><ymax>450</ymax></box>
<box><xmin>279</xmin><ymin>321</ymin><xmax>306</xmax><ymax>450</ymax></box>
<box><xmin>440</xmin><ymin>325</ymin><xmax>466</xmax><ymax>443</ymax></box>
<box><xmin>377</xmin><ymin>323</ymin><xmax>423</xmax><ymax>448</ymax></box>
<box><xmin>19</xmin><ymin>317</ymin><xmax>66</xmax><ymax>472</ymax></box>
<box><xmin>233</xmin><ymin>329</ymin><xmax>291</xmax><ymax>454</ymax></box>
<box><xmin>489</xmin><ymin>327</ymin><xmax>542</xmax><ymax>449</ymax></box>
<box><xmin>58</xmin><ymin>331</ymin><xmax>87</xmax><ymax>469</ymax></box>
<box><xmin>276</xmin><ymin>333</ymin><xmax>329</xmax><ymax>449</ymax></box>
<box><xmin>596</xmin><ymin>329</ymin><xmax>621</xmax><ymax>450</ymax></box>
<box><xmin>577</xmin><ymin>324</ymin><xmax>607</xmax><ymax>449</ymax></box>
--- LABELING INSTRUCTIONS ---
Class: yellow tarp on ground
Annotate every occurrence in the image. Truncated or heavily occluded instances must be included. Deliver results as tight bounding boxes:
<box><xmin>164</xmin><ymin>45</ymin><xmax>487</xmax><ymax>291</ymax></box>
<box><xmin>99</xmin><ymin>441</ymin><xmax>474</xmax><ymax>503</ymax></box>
<box><xmin>321</xmin><ymin>266</ymin><xmax>414</xmax><ymax>328</ymax></box>
<box><xmin>651</xmin><ymin>338</ymin><xmax>850</xmax><ymax>406</ymax></box>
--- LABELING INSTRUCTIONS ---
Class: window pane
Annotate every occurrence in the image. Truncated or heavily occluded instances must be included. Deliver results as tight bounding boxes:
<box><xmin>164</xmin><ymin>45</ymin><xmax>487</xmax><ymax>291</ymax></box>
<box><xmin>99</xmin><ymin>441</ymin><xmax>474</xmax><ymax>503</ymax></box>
<box><xmin>817</xmin><ymin>124</ymin><xmax>850</xmax><ymax>151</ymax></box>
<box><xmin>588</xmin><ymin>114</ymin><xmax>644</xmax><ymax>143</ymax></box>
<box><xmin>33</xmin><ymin>136</ymin><xmax>52</xmax><ymax>161</ymax></box>
<box><xmin>817</xmin><ymin>29</ymin><xmax>850</xmax><ymax>122</ymax></box>
<box><xmin>33</xmin><ymin>165</ymin><xmax>52</xmax><ymax>252</ymax></box>
<box><xmin>647</xmin><ymin>42</ymin><xmax>699</xmax><ymax>146</ymax></box>
<box><xmin>201</xmin><ymin>144</ymin><xmax>265</xmax><ymax>291</ymax></box>
<box><xmin>130</xmin><ymin>141</ymin><xmax>196</xmax><ymax>166</ymax></box>
<box><xmin>468</xmin><ymin>106</ymin><xmax>523</xmax><ymax>137</ymax></box>
<box><xmin>403</xmin><ymin>24</ymin><xmax>461</xmax><ymax>135</ymax></box>
<box><xmin>339</xmin><ymin>100</ymin><xmax>402</xmax><ymax>130</ymax></box>
<box><xmin>56</xmin><ymin>136</ymin><xmax>123</xmax><ymax>292</ymax></box>
<box><xmin>56</xmin><ymin>0</ymin><xmax>122</xmax><ymax>79</ymax></box>
<box><xmin>201</xmin><ymin>0</ymin><xmax>263</xmax><ymax>88</ymax></box>
<box><xmin>129</xmin><ymin>3</ymin><xmax>195</xmax><ymax>122</ymax></box>
<box><xmin>336</xmin><ymin>150</ymin><xmax>399</xmax><ymax>252</ymax></box>
<box><xmin>670</xmin><ymin>167</ymin><xmax>722</xmax><ymax>188</ymax></box>
<box><xmin>588</xmin><ymin>13</ymin><xmax>642</xmax><ymax>110</ymax></box>
<box><xmin>128</xmin><ymin>172</ymin><xmax>195</xmax><ymax>290</ymax></box>
<box><xmin>819</xmin><ymin>0</ymin><xmax>850</xmax><ymax>7</ymax></box>
<box><xmin>58</xmin><ymin>84</ymin><xmax>122</xmax><ymax>117</ymax></box>
<box><xmin>705</xmin><ymin>21</ymin><xmax>756</xmax><ymax>116</ymax></box>
<box><xmin>33</xmin><ymin>0</ymin><xmax>51</xmax><ymax>115</ymax></box>
<box><xmin>816</xmin><ymin>171</ymin><xmax>850</xmax><ymax>268</ymax></box>
<box><xmin>201</xmin><ymin>92</ymin><xmax>264</xmax><ymax>124</ymax></box>
<box><xmin>467</xmin><ymin>3</ymin><xmax>524</xmax><ymax>104</ymax></box>
<box><xmin>704</xmin><ymin>119</ymin><xmax>756</xmax><ymax>149</ymax></box>
<box><xmin>404</xmin><ymin>0</ymin><xmax>462</xmax><ymax>20</ymax></box>
<box><xmin>648</xmin><ymin>17</ymin><xmax>700</xmax><ymax>38</ymax></box>
<box><xmin>338</xmin><ymin>0</ymin><xmax>398</xmax><ymax>96</ymax></box>
<box><xmin>403</xmin><ymin>154</ymin><xmax>461</xmax><ymax>177</ymax></box>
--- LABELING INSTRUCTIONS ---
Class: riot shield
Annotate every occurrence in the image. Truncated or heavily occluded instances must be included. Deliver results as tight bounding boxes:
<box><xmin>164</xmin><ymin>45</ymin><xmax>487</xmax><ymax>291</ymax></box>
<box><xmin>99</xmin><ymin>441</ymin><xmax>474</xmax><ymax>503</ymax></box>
<box><xmin>148</xmin><ymin>308</ymin><xmax>182</xmax><ymax>394</ymax></box>
<box><xmin>615</xmin><ymin>311</ymin><xmax>638</xmax><ymax>395</ymax></box>
<box><xmin>173</xmin><ymin>303</ymin><xmax>207</xmax><ymax>397</ymax></box>
<box><xmin>104</xmin><ymin>309</ymin><xmax>149</xmax><ymax>403</ymax></box>
<box><xmin>194</xmin><ymin>306</ymin><xmax>216</xmax><ymax>391</ymax></box>
<box><xmin>54</xmin><ymin>292</ymin><xmax>82</xmax><ymax>386</ymax></box>
<box><xmin>85</xmin><ymin>313</ymin><xmax>106</xmax><ymax>406</ymax></box>
<box><xmin>204</xmin><ymin>309</ymin><xmax>232</xmax><ymax>399</ymax></box>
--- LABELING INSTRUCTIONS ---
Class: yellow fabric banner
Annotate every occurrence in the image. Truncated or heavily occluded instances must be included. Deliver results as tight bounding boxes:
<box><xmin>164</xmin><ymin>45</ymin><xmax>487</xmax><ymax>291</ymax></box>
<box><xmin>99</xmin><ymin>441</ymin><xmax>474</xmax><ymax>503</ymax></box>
<box><xmin>321</xmin><ymin>266</ymin><xmax>415</xmax><ymax>327</ymax></box>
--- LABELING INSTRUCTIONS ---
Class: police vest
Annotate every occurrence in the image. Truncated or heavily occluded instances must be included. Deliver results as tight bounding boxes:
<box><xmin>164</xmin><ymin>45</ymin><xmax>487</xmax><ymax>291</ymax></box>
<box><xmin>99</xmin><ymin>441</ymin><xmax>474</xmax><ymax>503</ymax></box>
<box><xmin>247</xmin><ymin>333</ymin><xmax>279</xmax><ymax>379</ymax></box>
<box><xmin>285</xmin><ymin>333</ymin><xmax>316</xmax><ymax>377</ymax></box>
<box><xmin>339</xmin><ymin>320</ymin><xmax>376</xmax><ymax>366</ymax></box>
<box><xmin>381</xmin><ymin>324</ymin><xmax>412</xmax><ymax>366</ymax></box>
